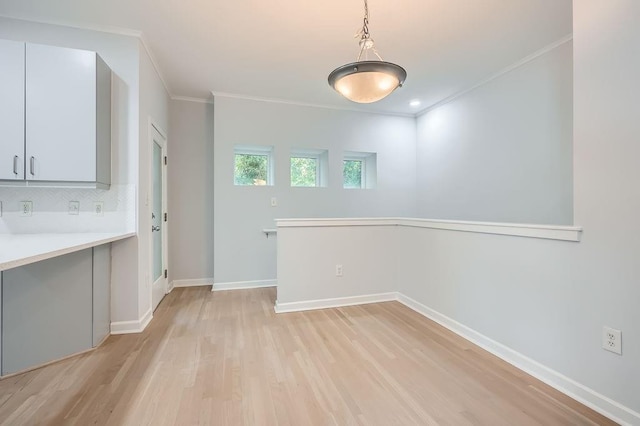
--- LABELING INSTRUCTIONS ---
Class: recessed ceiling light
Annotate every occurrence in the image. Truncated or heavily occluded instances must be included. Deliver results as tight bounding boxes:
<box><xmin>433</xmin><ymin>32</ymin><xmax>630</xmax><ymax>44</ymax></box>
<box><xmin>410</xmin><ymin>100</ymin><xmax>421</xmax><ymax>107</ymax></box>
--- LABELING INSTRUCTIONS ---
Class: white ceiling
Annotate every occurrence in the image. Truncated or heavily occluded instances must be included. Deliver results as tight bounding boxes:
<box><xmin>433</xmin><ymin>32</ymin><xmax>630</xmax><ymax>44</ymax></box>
<box><xmin>0</xmin><ymin>0</ymin><xmax>572</xmax><ymax>115</ymax></box>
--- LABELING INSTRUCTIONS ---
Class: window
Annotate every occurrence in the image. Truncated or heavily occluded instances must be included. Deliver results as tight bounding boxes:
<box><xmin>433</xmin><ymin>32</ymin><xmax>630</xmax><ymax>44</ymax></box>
<box><xmin>343</xmin><ymin>152</ymin><xmax>377</xmax><ymax>189</ymax></box>
<box><xmin>343</xmin><ymin>159</ymin><xmax>363</xmax><ymax>189</ymax></box>
<box><xmin>234</xmin><ymin>145</ymin><xmax>274</xmax><ymax>186</ymax></box>
<box><xmin>291</xmin><ymin>156</ymin><xmax>318</xmax><ymax>187</ymax></box>
<box><xmin>290</xmin><ymin>149</ymin><xmax>328</xmax><ymax>187</ymax></box>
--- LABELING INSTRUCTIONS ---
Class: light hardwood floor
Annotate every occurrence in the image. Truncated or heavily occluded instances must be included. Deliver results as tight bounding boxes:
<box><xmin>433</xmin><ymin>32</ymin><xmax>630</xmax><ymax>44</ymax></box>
<box><xmin>0</xmin><ymin>287</ymin><xmax>616</xmax><ymax>425</ymax></box>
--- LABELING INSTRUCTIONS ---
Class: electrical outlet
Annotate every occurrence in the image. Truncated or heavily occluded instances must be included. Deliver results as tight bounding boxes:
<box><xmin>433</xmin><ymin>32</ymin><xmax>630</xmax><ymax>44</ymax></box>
<box><xmin>335</xmin><ymin>264</ymin><xmax>343</xmax><ymax>277</ymax></box>
<box><xmin>94</xmin><ymin>201</ymin><xmax>104</xmax><ymax>217</ymax></box>
<box><xmin>20</xmin><ymin>201</ymin><xmax>32</xmax><ymax>217</ymax></box>
<box><xmin>271</xmin><ymin>197</ymin><xmax>277</xmax><ymax>207</ymax></box>
<box><xmin>602</xmin><ymin>326</ymin><xmax>622</xmax><ymax>355</ymax></box>
<box><xmin>68</xmin><ymin>201</ymin><xmax>80</xmax><ymax>215</ymax></box>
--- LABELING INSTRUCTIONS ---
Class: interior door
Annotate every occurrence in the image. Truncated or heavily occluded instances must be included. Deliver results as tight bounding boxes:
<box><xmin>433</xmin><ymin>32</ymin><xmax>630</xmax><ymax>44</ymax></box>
<box><xmin>151</xmin><ymin>125</ymin><xmax>168</xmax><ymax>312</ymax></box>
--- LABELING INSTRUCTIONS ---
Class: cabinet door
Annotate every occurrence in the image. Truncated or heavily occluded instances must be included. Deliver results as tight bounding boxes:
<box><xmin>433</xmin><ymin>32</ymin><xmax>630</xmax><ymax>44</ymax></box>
<box><xmin>92</xmin><ymin>244</ymin><xmax>111</xmax><ymax>347</ymax></box>
<box><xmin>0</xmin><ymin>272</ymin><xmax>2</xmax><ymax>371</ymax></box>
<box><xmin>2</xmin><ymin>249</ymin><xmax>93</xmax><ymax>375</ymax></box>
<box><xmin>0</xmin><ymin>40</ymin><xmax>25</xmax><ymax>180</ymax></box>
<box><xmin>26</xmin><ymin>44</ymin><xmax>96</xmax><ymax>182</ymax></box>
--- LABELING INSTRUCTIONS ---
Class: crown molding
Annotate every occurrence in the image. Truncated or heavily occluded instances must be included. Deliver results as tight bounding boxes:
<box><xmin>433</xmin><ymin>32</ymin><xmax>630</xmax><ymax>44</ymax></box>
<box><xmin>138</xmin><ymin>34</ymin><xmax>171</xmax><ymax>98</ymax></box>
<box><xmin>211</xmin><ymin>91</ymin><xmax>415</xmax><ymax>118</ymax></box>
<box><xmin>416</xmin><ymin>33</ymin><xmax>573</xmax><ymax>117</ymax></box>
<box><xmin>171</xmin><ymin>95</ymin><xmax>214</xmax><ymax>104</ymax></box>
<box><xmin>0</xmin><ymin>14</ymin><xmax>143</xmax><ymax>38</ymax></box>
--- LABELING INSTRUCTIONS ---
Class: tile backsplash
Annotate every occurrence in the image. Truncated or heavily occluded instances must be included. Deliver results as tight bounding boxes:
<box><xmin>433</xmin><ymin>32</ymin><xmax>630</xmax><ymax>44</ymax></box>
<box><xmin>0</xmin><ymin>184</ymin><xmax>136</xmax><ymax>234</ymax></box>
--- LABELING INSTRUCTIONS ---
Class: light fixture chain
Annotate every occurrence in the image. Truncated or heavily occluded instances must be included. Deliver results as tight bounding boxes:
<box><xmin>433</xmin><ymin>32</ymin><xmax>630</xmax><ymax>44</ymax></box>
<box><xmin>355</xmin><ymin>0</ymin><xmax>384</xmax><ymax>61</ymax></box>
<box><xmin>362</xmin><ymin>0</ymin><xmax>370</xmax><ymax>40</ymax></box>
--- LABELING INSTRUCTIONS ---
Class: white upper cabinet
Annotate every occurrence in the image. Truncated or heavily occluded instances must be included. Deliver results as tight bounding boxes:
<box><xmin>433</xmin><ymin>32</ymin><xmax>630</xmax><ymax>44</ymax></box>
<box><xmin>26</xmin><ymin>44</ymin><xmax>97</xmax><ymax>183</ymax></box>
<box><xmin>0</xmin><ymin>40</ymin><xmax>25</xmax><ymax>181</ymax></box>
<box><xmin>0</xmin><ymin>41</ymin><xmax>111</xmax><ymax>188</ymax></box>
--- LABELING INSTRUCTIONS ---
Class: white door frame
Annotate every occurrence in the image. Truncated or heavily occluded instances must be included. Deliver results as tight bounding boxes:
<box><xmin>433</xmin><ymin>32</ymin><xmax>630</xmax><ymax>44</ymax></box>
<box><xmin>149</xmin><ymin>119</ymin><xmax>168</xmax><ymax>312</ymax></box>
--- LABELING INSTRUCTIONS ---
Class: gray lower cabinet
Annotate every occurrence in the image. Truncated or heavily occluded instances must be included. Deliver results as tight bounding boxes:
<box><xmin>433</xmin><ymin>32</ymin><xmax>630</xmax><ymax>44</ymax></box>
<box><xmin>1</xmin><ymin>244</ymin><xmax>111</xmax><ymax>376</ymax></box>
<box><xmin>92</xmin><ymin>244</ymin><xmax>111</xmax><ymax>347</ymax></box>
<box><xmin>0</xmin><ymin>276</ymin><xmax>2</xmax><ymax>372</ymax></box>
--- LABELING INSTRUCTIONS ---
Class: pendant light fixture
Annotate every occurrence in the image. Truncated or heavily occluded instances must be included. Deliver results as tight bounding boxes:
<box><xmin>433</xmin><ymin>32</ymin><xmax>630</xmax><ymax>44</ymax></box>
<box><xmin>328</xmin><ymin>0</ymin><xmax>407</xmax><ymax>104</ymax></box>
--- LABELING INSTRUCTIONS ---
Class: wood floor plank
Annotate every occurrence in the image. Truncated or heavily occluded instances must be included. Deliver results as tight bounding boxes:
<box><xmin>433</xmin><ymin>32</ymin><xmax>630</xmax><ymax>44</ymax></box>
<box><xmin>0</xmin><ymin>287</ymin><xmax>618</xmax><ymax>425</ymax></box>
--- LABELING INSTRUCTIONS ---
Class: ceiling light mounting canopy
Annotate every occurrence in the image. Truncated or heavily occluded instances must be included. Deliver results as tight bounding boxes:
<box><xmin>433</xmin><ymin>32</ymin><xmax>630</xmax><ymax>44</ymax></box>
<box><xmin>328</xmin><ymin>0</ymin><xmax>407</xmax><ymax>104</ymax></box>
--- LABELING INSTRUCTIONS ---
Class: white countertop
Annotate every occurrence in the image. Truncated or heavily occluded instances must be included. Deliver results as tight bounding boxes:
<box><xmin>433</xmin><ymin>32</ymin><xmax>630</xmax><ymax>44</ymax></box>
<box><xmin>0</xmin><ymin>232</ymin><xmax>136</xmax><ymax>271</ymax></box>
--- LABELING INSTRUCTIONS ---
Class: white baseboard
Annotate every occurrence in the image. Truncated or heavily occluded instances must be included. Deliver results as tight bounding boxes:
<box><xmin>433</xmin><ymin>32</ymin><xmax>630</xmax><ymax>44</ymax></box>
<box><xmin>212</xmin><ymin>279</ymin><xmax>277</xmax><ymax>292</ymax></box>
<box><xmin>396</xmin><ymin>293</ymin><xmax>639</xmax><ymax>426</ymax></box>
<box><xmin>274</xmin><ymin>292</ymin><xmax>397</xmax><ymax>314</ymax></box>
<box><xmin>1</xmin><ymin>346</ymin><xmax>97</xmax><ymax>380</ymax></box>
<box><xmin>110</xmin><ymin>308</ymin><xmax>153</xmax><ymax>335</ymax></box>
<box><xmin>171</xmin><ymin>278</ymin><xmax>214</xmax><ymax>290</ymax></box>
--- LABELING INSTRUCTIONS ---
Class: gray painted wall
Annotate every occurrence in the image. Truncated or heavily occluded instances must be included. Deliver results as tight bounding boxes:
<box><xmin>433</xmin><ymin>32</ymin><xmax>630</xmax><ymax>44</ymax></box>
<box><xmin>212</xmin><ymin>97</ymin><xmax>417</xmax><ymax>283</ymax></box>
<box><xmin>276</xmin><ymin>16</ymin><xmax>640</xmax><ymax>414</ymax></box>
<box><xmin>399</xmin><ymin>0</ymin><xmax>640</xmax><ymax>415</ymax></box>
<box><xmin>171</xmin><ymin>41</ymin><xmax>574</xmax><ymax>285</ymax></box>
<box><xmin>416</xmin><ymin>40</ymin><xmax>573</xmax><ymax>225</ymax></box>
<box><xmin>168</xmin><ymin>99</ymin><xmax>215</xmax><ymax>283</ymax></box>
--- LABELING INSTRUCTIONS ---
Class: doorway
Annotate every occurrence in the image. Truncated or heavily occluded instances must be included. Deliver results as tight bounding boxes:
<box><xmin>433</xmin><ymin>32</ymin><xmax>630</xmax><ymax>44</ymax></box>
<box><xmin>151</xmin><ymin>123</ymin><xmax>168</xmax><ymax>312</ymax></box>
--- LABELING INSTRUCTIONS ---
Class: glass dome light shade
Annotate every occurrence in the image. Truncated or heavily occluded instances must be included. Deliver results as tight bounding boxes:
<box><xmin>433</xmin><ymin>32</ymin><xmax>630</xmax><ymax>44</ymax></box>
<box><xmin>328</xmin><ymin>61</ymin><xmax>407</xmax><ymax>103</ymax></box>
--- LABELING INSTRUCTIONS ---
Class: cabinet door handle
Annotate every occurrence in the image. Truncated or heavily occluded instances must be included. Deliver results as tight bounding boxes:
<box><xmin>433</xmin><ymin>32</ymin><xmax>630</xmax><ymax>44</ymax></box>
<box><xmin>30</xmin><ymin>156</ymin><xmax>35</xmax><ymax>176</ymax></box>
<box><xmin>13</xmin><ymin>155</ymin><xmax>19</xmax><ymax>175</ymax></box>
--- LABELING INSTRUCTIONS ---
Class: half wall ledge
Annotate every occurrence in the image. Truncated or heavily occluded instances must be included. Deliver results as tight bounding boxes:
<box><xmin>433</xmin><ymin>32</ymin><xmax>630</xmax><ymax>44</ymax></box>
<box><xmin>276</xmin><ymin>218</ymin><xmax>582</xmax><ymax>242</ymax></box>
